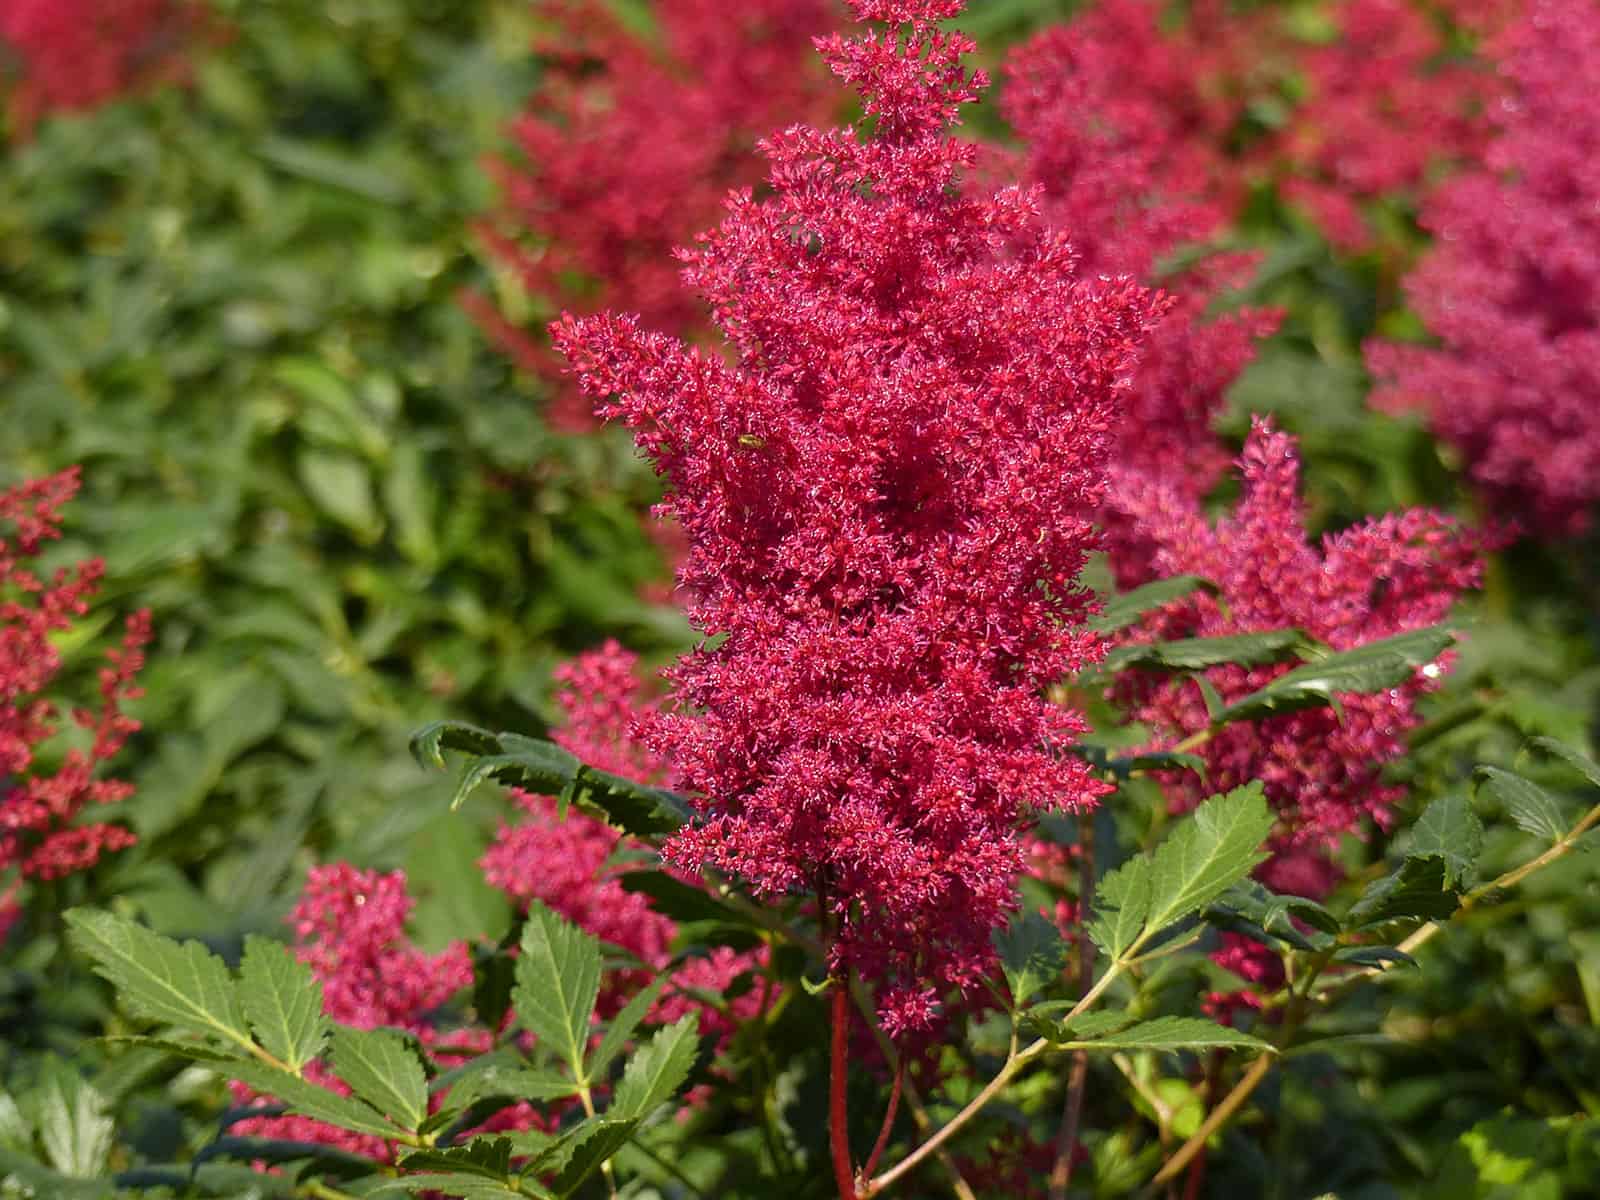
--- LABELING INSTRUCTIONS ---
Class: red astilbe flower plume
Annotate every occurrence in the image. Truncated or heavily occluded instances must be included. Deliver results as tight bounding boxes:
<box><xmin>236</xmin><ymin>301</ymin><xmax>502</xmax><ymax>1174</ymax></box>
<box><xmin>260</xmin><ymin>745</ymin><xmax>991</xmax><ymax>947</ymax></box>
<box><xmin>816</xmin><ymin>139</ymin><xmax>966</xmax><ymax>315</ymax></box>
<box><xmin>0</xmin><ymin>0</ymin><xmax>202</xmax><ymax>137</ymax></box>
<box><xmin>1109</xmin><ymin>420</ymin><xmax>1481</xmax><ymax>898</ymax></box>
<box><xmin>472</xmin><ymin>0</ymin><xmax>833</xmax><ymax>428</ymax></box>
<box><xmin>554</xmin><ymin>0</ymin><xmax>1163</xmax><ymax>1036</ymax></box>
<box><xmin>1367</xmin><ymin>0</ymin><xmax>1600</xmax><ymax>537</ymax></box>
<box><xmin>1</xmin><ymin>468</ymin><xmax>150</xmax><ymax>924</ymax></box>
<box><xmin>1272</xmin><ymin>0</ymin><xmax>1492</xmax><ymax>251</ymax></box>
<box><xmin>1003</xmin><ymin>0</ymin><xmax>1279</xmax><ymax>538</ymax></box>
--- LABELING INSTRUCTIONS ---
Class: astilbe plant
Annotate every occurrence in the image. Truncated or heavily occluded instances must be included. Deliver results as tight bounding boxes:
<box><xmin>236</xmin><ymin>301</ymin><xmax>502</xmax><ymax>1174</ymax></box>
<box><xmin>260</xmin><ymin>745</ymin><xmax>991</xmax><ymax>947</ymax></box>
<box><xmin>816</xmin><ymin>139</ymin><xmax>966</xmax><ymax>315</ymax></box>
<box><xmin>469</xmin><ymin>0</ymin><xmax>832</xmax><ymax>427</ymax></box>
<box><xmin>482</xmin><ymin>640</ymin><xmax>768</xmax><ymax>1039</ymax></box>
<box><xmin>0</xmin><ymin>0</ymin><xmax>200</xmax><ymax>137</ymax></box>
<box><xmin>239</xmin><ymin>644</ymin><xmax>767</xmax><ymax>1160</ymax></box>
<box><xmin>230</xmin><ymin>864</ymin><xmax>479</xmax><ymax>1160</ymax></box>
<box><xmin>1367</xmin><ymin>0</ymin><xmax>1600</xmax><ymax>537</ymax></box>
<box><xmin>554</xmin><ymin>0</ymin><xmax>1163</xmax><ymax>1039</ymax></box>
<box><xmin>1109</xmin><ymin>419</ymin><xmax>1482</xmax><ymax>900</ymax></box>
<box><xmin>1</xmin><ymin>468</ymin><xmax>150</xmax><ymax>935</ymax></box>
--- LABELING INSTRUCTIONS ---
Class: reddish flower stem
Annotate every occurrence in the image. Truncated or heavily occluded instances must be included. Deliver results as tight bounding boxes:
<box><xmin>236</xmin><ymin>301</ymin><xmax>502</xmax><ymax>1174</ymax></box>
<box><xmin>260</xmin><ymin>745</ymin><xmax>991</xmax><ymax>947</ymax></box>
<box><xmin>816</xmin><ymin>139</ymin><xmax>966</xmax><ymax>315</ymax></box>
<box><xmin>862</xmin><ymin>1059</ymin><xmax>904</xmax><ymax>1181</ymax></box>
<box><xmin>831</xmin><ymin>983</ymin><xmax>858</xmax><ymax>1200</ymax></box>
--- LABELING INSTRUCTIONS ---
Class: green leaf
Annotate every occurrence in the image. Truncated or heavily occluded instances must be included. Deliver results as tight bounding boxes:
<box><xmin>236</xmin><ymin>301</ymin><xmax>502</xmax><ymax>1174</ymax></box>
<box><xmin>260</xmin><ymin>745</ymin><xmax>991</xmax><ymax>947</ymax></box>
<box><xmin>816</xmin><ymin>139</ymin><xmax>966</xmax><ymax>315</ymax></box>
<box><xmin>368</xmin><ymin>1174</ymin><xmax>542</xmax><ymax>1199</ymax></box>
<box><xmin>547</xmin><ymin>1118</ymin><xmax>639</xmax><ymax>1197</ymax></box>
<box><xmin>1059</xmin><ymin>1016</ymin><xmax>1273</xmax><ymax>1053</ymax></box>
<box><xmin>1204</xmin><ymin>880</ymin><xmax>1335</xmax><ymax>951</ymax></box>
<box><xmin>1103</xmin><ymin>630</ymin><xmax>1312</xmax><ymax>673</ymax></box>
<box><xmin>1409</xmin><ymin>792</ymin><xmax>1484</xmax><ymax>887</ymax></box>
<box><xmin>230</xmin><ymin>1061</ymin><xmax>410</xmax><ymax>1141</ymax></box>
<box><xmin>1024</xmin><ymin>1008</ymin><xmax>1136</xmax><ymax>1045</ymax></box>
<box><xmin>1075</xmin><ymin>744</ymin><xmax>1207</xmax><ymax>781</ymax></box>
<box><xmin>610</xmin><ymin>1015</ymin><xmax>699</xmax><ymax>1120</ymax></box>
<box><xmin>443</xmin><ymin>1065</ymin><xmax>580</xmax><ymax>1111</ymax></box>
<box><xmin>1143</xmin><ymin>784</ymin><xmax>1276</xmax><ymax>940</ymax></box>
<box><xmin>1476</xmin><ymin>766</ymin><xmax>1570</xmax><ymax>844</ymax></box>
<box><xmin>1532</xmin><ymin>737</ymin><xmax>1600</xmax><ymax>790</ymax></box>
<box><xmin>513</xmin><ymin>903</ymin><xmax>602</xmax><ymax>1078</ymax></box>
<box><xmin>410</xmin><ymin>720</ymin><xmax>503</xmax><ymax>770</ymax></box>
<box><xmin>1348</xmin><ymin>856</ymin><xmax>1460</xmax><ymax>929</ymax></box>
<box><xmin>1088</xmin><ymin>855</ymin><xmax>1152</xmax><ymax>960</ymax></box>
<box><xmin>1089</xmin><ymin>575</ymin><xmax>1215</xmax><ymax>633</ymax></box>
<box><xmin>239</xmin><ymin>936</ymin><xmax>330</xmax><ymax>1072</ymax></box>
<box><xmin>1215</xmin><ymin>626</ymin><xmax>1455</xmax><ymax>723</ymax></box>
<box><xmin>65</xmin><ymin>910</ymin><xmax>251</xmax><ymax>1052</ymax></box>
<box><xmin>409</xmin><ymin>723</ymin><xmax>690</xmax><ymax>835</ymax></box>
<box><xmin>993</xmin><ymin>910</ymin><xmax>1070</xmax><ymax>1008</ymax></box>
<box><xmin>298</xmin><ymin>448</ymin><xmax>383</xmax><ymax>543</ymax></box>
<box><xmin>398</xmin><ymin>1138</ymin><xmax>513</xmax><ymax>1180</ymax></box>
<box><xmin>1333</xmin><ymin>945</ymin><xmax>1417</xmax><ymax>969</ymax></box>
<box><xmin>588</xmin><ymin>977</ymin><xmax>668</xmax><ymax>1082</ymax></box>
<box><xmin>617</xmin><ymin>871</ymin><xmax>747</xmax><ymax>926</ymax></box>
<box><xmin>329</xmin><ymin>1028</ymin><xmax>430</xmax><ymax>1133</ymax></box>
<box><xmin>30</xmin><ymin>1063</ymin><xmax>114</xmax><ymax>1179</ymax></box>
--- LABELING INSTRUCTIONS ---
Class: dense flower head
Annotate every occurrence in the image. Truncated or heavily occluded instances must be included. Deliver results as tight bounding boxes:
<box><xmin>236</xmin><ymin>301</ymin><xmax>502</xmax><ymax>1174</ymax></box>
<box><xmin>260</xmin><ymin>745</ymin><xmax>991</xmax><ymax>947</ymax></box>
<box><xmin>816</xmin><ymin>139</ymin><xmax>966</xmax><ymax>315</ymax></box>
<box><xmin>0</xmin><ymin>0</ymin><xmax>200</xmax><ymax>137</ymax></box>
<box><xmin>288</xmin><ymin>863</ymin><xmax>475</xmax><ymax>1036</ymax></box>
<box><xmin>1001</xmin><ymin>0</ymin><xmax>1241</xmax><ymax>283</ymax></box>
<box><xmin>1003</xmin><ymin>0</ymin><xmax>1279</xmax><ymax>517</ymax></box>
<box><xmin>1108</xmin><ymin>420</ymin><xmax>1482</xmax><ymax>897</ymax></box>
<box><xmin>1272</xmin><ymin>0</ymin><xmax>1491</xmax><ymax>250</ymax></box>
<box><xmin>473</xmin><ymin>0</ymin><xmax>832</xmax><ymax>427</ymax></box>
<box><xmin>555</xmin><ymin>0</ymin><xmax>1164</xmax><ymax>1035</ymax></box>
<box><xmin>1</xmin><ymin>469</ymin><xmax>149</xmax><ymax>901</ymax></box>
<box><xmin>1367</xmin><ymin>0</ymin><xmax>1600</xmax><ymax>537</ymax></box>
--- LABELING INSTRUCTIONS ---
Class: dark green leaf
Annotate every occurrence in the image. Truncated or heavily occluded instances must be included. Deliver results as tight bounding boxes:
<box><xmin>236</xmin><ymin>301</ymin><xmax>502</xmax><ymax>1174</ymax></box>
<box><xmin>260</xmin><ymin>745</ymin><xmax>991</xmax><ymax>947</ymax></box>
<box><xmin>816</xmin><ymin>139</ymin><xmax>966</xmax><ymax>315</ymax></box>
<box><xmin>1059</xmin><ymin>1016</ymin><xmax>1273</xmax><ymax>1053</ymax></box>
<box><xmin>398</xmin><ymin>1138</ymin><xmax>514</xmax><ymax>1180</ymax></box>
<box><xmin>230</xmin><ymin>1062</ymin><xmax>409</xmax><ymax>1141</ymax></box>
<box><xmin>1409</xmin><ymin>792</ymin><xmax>1484</xmax><ymax>887</ymax></box>
<box><xmin>1477</xmin><ymin>766</ymin><xmax>1570</xmax><ymax>844</ymax></box>
<box><xmin>1348</xmin><ymin>856</ymin><xmax>1459</xmax><ymax>928</ymax></box>
<box><xmin>993</xmin><ymin>910</ymin><xmax>1071</xmax><ymax>1008</ymax></box>
<box><xmin>1532</xmin><ymin>737</ymin><xmax>1600</xmax><ymax>790</ymax></box>
<box><xmin>1089</xmin><ymin>575</ymin><xmax>1215</xmax><ymax>633</ymax></box>
<box><xmin>1333</xmin><ymin>945</ymin><xmax>1417</xmax><ymax>969</ymax></box>
<box><xmin>1103</xmin><ymin>630</ymin><xmax>1312</xmax><ymax>673</ymax></box>
<box><xmin>1215</xmin><ymin>626</ymin><xmax>1455</xmax><ymax>723</ymax></box>
<box><xmin>548</xmin><ymin>1118</ymin><xmax>639</xmax><ymax>1197</ymax></box>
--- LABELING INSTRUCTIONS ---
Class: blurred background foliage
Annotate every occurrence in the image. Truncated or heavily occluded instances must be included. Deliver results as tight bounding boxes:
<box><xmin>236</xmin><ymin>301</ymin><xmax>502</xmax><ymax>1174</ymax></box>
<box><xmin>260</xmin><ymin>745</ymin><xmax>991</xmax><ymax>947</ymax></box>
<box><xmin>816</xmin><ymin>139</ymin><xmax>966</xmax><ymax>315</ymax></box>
<box><xmin>0</xmin><ymin>0</ymin><xmax>1597</xmax><ymax>1196</ymax></box>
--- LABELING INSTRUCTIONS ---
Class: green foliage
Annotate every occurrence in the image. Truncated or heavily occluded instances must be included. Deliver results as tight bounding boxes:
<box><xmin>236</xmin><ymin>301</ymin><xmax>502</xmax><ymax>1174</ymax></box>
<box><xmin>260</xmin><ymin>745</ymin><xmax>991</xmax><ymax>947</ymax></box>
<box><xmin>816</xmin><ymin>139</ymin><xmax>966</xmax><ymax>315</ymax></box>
<box><xmin>238</xmin><ymin>937</ymin><xmax>330</xmax><ymax>1072</ymax></box>
<box><xmin>1212</xmin><ymin>625</ymin><xmax>1456</xmax><ymax>723</ymax></box>
<box><xmin>64</xmin><ymin>906</ymin><xmax>699</xmax><ymax>1197</ymax></box>
<box><xmin>411</xmin><ymin>722</ymin><xmax>690</xmax><ymax>834</ymax></box>
<box><xmin>994</xmin><ymin>909</ymin><xmax>1071</xmax><ymax>1008</ymax></box>
<box><xmin>511</xmin><ymin>903</ymin><xmax>602</xmax><ymax>1080</ymax></box>
<box><xmin>0</xmin><ymin>0</ymin><xmax>680</xmax><ymax>963</ymax></box>
<box><xmin>1090</xmin><ymin>784</ymin><xmax>1275</xmax><ymax>961</ymax></box>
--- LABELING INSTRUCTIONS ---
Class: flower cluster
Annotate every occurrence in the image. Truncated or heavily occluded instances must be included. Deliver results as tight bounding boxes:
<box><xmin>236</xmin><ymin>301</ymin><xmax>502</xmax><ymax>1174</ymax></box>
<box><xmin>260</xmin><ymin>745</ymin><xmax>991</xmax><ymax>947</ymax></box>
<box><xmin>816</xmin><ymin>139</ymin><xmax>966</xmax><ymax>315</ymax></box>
<box><xmin>1109</xmin><ymin>420</ymin><xmax>1481</xmax><ymax>899</ymax></box>
<box><xmin>1271</xmin><ymin>0</ymin><xmax>1490</xmax><ymax>250</ymax></box>
<box><xmin>1</xmin><ymin>469</ymin><xmax>149</xmax><ymax>921</ymax></box>
<box><xmin>1368</xmin><ymin>0</ymin><xmax>1600</xmax><ymax>537</ymax></box>
<box><xmin>472</xmin><ymin>0</ymin><xmax>832</xmax><ymax>427</ymax></box>
<box><xmin>1003</xmin><ymin>0</ymin><xmax>1279</xmax><ymax>545</ymax></box>
<box><xmin>556</xmin><ymin>0</ymin><xmax>1163</xmax><ymax>1036</ymax></box>
<box><xmin>0</xmin><ymin>0</ymin><xmax>199</xmax><ymax>137</ymax></box>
